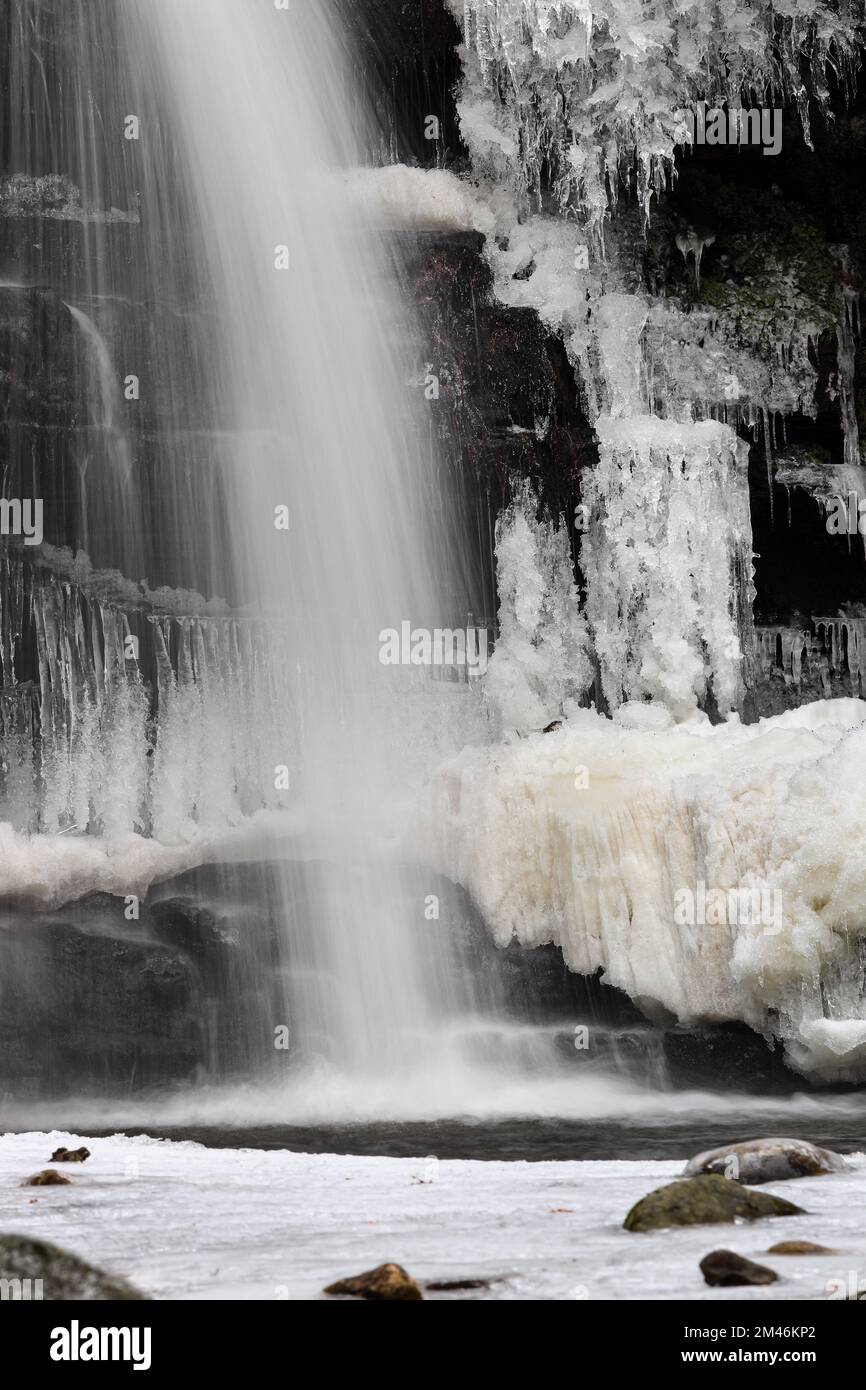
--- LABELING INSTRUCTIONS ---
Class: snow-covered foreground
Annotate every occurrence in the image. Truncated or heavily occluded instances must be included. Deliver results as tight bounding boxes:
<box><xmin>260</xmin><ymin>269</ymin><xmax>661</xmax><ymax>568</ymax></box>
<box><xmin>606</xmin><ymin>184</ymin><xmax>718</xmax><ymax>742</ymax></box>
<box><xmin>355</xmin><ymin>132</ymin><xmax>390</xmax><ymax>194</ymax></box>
<box><xmin>0</xmin><ymin>1132</ymin><xmax>864</xmax><ymax>1301</ymax></box>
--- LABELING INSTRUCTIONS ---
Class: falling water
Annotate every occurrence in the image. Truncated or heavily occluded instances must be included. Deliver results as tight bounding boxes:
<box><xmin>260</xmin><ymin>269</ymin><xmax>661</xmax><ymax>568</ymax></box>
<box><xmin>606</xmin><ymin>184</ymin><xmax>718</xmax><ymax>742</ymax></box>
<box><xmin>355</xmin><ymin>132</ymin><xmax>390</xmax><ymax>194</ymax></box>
<box><xmin>0</xmin><ymin>0</ymin><xmax>568</xmax><ymax>1111</ymax></box>
<box><xmin>116</xmin><ymin>0</ymin><xmax>479</xmax><ymax>1078</ymax></box>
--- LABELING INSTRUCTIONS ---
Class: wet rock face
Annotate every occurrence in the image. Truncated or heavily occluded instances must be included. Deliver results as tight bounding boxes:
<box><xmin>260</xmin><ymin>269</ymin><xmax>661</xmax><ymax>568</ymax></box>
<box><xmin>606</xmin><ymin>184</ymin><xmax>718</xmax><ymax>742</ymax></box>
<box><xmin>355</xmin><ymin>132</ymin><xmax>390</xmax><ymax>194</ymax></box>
<box><xmin>0</xmin><ymin>860</ymin><xmax>516</xmax><ymax>1101</ymax></box>
<box><xmin>336</xmin><ymin>0</ymin><xmax>464</xmax><ymax>167</ymax></box>
<box><xmin>0</xmin><ymin>286</ymin><xmax>82</xmax><ymax>550</ymax></box>
<box><xmin>0</xmin><ymin>862</ymin><xmax>287</xmax><ymax>1100</ymax></box>
<box><xmin>0</xmin><ymin>1233</ymin><xmax>147</xmax><ymax>1300</ymax></box>
<box><xmin>661</xmin><ymin>1025</ymin><xmax>801</xmax><ymax>1094</ymax></box>
<box><xmin>404</xmin><ymin>228</ymin><xmax>598</xmax><ymax>519</ymax></box>
<box><xmin>623</xmin><ymin>1173</ymin><xmax>804</xmax><ymax>1232</ymax></box>
<box><xmin>0</xmin><ymin>856</ymin><xmax>817</xmax><ymax>1100</ymax></box>
<box><xmin>684</xmin><ymin>1138</ymin><xmax>849</xmax><ymax>1185</ymax></box>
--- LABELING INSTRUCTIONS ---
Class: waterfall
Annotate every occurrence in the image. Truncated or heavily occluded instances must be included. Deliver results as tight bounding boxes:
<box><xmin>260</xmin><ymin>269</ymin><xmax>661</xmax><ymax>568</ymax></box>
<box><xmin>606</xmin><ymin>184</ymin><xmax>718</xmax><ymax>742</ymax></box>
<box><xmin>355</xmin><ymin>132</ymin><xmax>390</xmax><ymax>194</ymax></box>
<box><xmin>3</xmin><ymin>0</ymin><xmax>866</xmax><ymax>1110</ymax></box>
<box><xmin>116</xmin><ymin>0</ymin><xmax>478</xmax><ymax>1077</ymax></box>
<box><xmin>0</xmin><ymin>0</ymin><xmax>501</xmax><ymax>1093</ymax></box>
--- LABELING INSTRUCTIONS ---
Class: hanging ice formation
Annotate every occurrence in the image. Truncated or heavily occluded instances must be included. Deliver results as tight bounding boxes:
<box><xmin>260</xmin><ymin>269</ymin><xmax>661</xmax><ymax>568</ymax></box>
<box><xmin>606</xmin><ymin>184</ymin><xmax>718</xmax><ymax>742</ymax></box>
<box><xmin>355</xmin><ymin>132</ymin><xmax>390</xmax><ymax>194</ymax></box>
<box><xmin>450</xmin><ymin>0</ymin><xmax>865</xmax><ymax>718</ymax></box>
<box><xmin>0</xmin><ymin>551</ymin><xmax>289</xmax><ymax>840</ymax></box>
<box><xmin>454</xmin><ymin>1</ymin><xmax>863</xmax><ymax>236</ymax></box>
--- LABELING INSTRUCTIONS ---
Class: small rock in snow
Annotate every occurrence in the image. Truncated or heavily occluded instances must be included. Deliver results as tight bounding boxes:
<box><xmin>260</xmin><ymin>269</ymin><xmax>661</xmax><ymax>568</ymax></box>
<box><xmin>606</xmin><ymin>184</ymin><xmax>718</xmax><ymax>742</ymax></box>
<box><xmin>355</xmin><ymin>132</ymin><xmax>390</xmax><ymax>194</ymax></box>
<box><xmin>700</xmin><ymin>1249</ymin><xmax>778</xmax><ymax>1287</ymax></box>
<box><xmin>324</xmin><ymin>1262</ymin><xmax>423</xmax><ymax>1301</ymax></box>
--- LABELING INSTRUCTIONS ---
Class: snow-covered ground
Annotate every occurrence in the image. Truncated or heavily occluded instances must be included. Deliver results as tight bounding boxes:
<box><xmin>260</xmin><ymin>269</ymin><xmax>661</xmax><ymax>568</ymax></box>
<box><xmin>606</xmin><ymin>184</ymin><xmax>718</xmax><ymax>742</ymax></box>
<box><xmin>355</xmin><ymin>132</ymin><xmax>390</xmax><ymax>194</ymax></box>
<box><xmin>0</xmin><ymin>1131</ymin><xmax>863</xmax><ymax>1300</ymax></box>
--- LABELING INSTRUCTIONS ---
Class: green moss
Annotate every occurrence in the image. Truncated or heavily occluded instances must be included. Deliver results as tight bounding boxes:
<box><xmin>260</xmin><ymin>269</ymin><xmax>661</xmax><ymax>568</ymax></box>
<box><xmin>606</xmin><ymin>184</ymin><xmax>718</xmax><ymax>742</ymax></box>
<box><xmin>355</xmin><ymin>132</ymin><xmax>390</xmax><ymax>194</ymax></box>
<box><xmin>623</xmin><ymin>1173</ymin><xmax>805</xmax><ymax>1233</ymax></box>
<box><xmin>670</xmin><ymin>173</ymin><xmax>840</xmax><ymax>336</ymax></box>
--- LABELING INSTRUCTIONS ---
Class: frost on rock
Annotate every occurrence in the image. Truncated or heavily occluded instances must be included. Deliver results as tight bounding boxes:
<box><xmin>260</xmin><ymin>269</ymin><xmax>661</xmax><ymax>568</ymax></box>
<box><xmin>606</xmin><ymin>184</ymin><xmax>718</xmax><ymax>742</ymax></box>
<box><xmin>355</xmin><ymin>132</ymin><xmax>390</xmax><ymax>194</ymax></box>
<box><xmin>583</xmin><ymin>417</ymin><xmax>754</xmax><ymax>718</ymax></box>
<box><xmin>644</xmin><ymin>303</ymin><xmax>824</xmax><ymax>425</ymax></box>
<box><xmin>454</xmin><ymin>0</ymin><xmax>865</xmax><ymax>237</ymax></box>
<box><xmin>485</xmin><ymin>480</ymin><xmax>592</xmax><ymax>734</ymax></box>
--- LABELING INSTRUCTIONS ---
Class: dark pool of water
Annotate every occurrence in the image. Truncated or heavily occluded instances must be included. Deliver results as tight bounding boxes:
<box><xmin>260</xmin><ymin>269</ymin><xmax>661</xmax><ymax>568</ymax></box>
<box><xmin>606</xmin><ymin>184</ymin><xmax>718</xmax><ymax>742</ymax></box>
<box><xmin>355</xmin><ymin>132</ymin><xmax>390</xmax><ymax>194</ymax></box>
<box><xmin>74</xmin><ymin>1114</ymin><xmax>866</xmax><ymax>1161</ymax></box>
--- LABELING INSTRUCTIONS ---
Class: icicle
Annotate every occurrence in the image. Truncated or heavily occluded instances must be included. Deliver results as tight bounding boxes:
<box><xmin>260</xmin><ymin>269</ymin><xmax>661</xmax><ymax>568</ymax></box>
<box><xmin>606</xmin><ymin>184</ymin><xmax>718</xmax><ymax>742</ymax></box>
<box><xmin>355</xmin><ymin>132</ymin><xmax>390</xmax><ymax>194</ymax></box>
<box><xmin>837</xmin><ymin>287</ymin><xmax>862</xmax><ymax>470</ymax></box>
<box><xmin>762</xmin><ymin>408</ymin><xmax>775</xmax><ymax>525</ymax></box>
<box><xmin>457</xmin><ymin>1</ymin><xmax>864</xmax><ymax>232</ymax></box>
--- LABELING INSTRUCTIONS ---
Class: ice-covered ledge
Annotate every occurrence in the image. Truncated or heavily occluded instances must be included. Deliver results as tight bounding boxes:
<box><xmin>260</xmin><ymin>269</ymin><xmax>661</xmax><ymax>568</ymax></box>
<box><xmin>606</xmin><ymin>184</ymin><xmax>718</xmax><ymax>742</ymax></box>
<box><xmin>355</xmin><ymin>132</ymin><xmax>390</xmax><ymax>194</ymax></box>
<box><xmin>421</xmin><ymin>698</ymin><xmax>866</xmax><ymax>1082</ymax></box>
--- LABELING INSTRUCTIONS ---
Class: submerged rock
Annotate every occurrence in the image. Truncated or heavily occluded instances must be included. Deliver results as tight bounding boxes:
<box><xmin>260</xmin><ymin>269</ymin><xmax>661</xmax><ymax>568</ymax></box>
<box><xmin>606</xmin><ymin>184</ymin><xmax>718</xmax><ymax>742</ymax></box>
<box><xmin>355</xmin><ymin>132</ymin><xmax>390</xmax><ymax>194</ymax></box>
<box><xmin>22</xmin><ymin>1169</ymin><xmax>71</xmax><ymax>1187</ymax></box>
<box><xmin>0</xmin><ymin>1234</ymin><xmax>147</xmax><ymax>1299</ymax></box>
<box><xmin>623</xmin><ymin>1174</ymin><xmax>804</xmax><ymax>1232</ymax></box>
<box><xmin>684</xmin><ymin>1138</ymin><xmax>847</xmax><ymax>1185</ymax></box>
<box><xmin>767</xmin><ymin>1240</ymin><xmax>836</xmax><ymax>1255</ymax></box>
<box><xmin>700</xmin><ymin>1249</ymin><xmax>778</xmax><ymax>1287</ymax></box>
<box><xmin>324</xmin><ymin>1262</ymin><xmax>423</xmax><ymax>1301</ymax></box>
<box><xmin>51</xmin><ymin>1147</ymin><xmax>90</xmax><ymax>1163</ymax></box>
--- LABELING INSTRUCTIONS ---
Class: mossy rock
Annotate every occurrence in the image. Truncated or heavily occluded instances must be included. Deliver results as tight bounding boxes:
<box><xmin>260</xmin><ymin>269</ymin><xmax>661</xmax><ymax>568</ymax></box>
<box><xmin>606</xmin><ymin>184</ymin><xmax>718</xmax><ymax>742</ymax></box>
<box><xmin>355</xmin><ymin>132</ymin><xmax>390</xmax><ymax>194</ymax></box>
<box><xmin>0</xmin><ymin>1234</ymin><xmax>148</xmax><ymax>1300</ymax></box>
<box><xmin>623</xmin><ymin>1174</ymin><xmax>804</xmax><ymax>1232</ymax></box>
<box><xmin>673</xmin><ymin>173</ymin><xmax>839</xmax><ymax>323</ymax></box>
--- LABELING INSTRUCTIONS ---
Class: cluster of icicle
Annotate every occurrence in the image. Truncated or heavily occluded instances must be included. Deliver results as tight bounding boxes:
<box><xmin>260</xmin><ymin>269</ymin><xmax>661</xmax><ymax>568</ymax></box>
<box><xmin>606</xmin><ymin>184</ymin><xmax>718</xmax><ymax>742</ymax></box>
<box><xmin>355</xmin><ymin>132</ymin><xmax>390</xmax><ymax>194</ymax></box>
<box><xmin>452</xmin><ymin>0</ymin><xmax>864</xmax><ymax>236</ymax></box>
<box><xmin>481</xmin><ymin>224</ymin><xmax>755</xmax><ymax>722</ymax></box>
<box><xmin>756</xmin><ymin>609</ymin><xmax>866</xmax><ymax>698</ymax></box>
<box><xmin>0</xmin><ymin>558</ymin><xmax>289</xmax><ymax>839</ymax></box>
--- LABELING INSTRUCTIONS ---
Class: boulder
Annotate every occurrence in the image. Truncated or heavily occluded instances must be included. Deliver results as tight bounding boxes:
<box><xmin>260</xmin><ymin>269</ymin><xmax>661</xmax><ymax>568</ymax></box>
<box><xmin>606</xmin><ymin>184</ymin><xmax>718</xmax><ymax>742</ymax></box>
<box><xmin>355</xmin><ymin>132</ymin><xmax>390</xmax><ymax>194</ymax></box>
<box><xmin>623</xmin><ymin>1173</ymin><xmax>804</xmax><ymax>1232</ymax></box>
<box><xmin>0</xmin><ymin>1234</ymin><xmax>147</xmax><ymax>1299</ymax></box>
<box><xmin>684</xmin><ymin>1138</ymin><xmax>848</xmax><ymax>1185</ymax></box>
<box><xmin>700</xmin><ymin>1249</ymin><xmax>778</xmax><ymax>1287</ymax></box>
<box><xmin>324</xmin><ymin>1262</ymin><xmax>423</xmax><ymax>1301</ymax></box>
